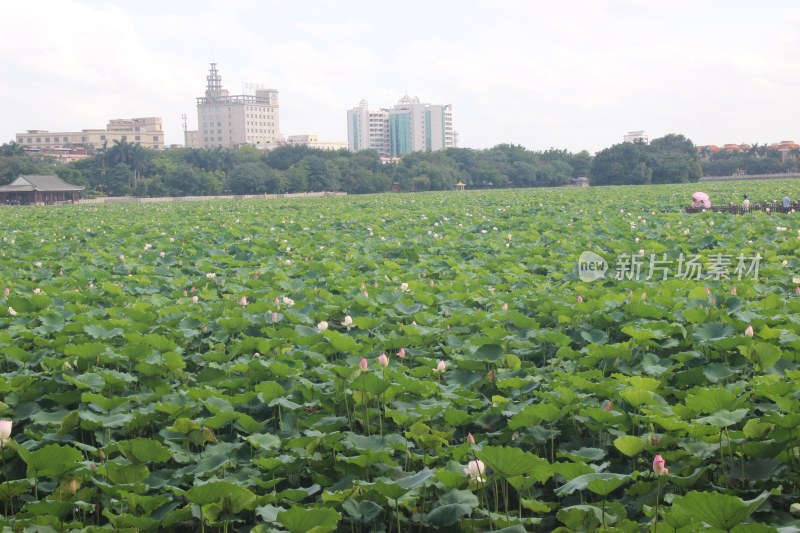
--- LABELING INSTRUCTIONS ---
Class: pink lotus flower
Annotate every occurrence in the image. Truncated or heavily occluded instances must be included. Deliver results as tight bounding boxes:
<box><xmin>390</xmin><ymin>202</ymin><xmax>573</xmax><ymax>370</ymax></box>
<box><xmin>434</xmin><ymin>360</ymin><xmax>447</xmax><ymax>373</ymax></box>
<box><xmin>731</xmin><ymin>286</ymin><xmax>737</xmax><ymax>296</ymax></box>
<box><xmin>378</xmin><ymin>353</ymin><xmax>389</xmax><ymax>367</ymax></box>
<box><xmin>463</xmin><ymin>459</ymin><xmax>486</xmax><ymax>483</ymax></box>
<box><xmin>191</xmin><ymin>296</ymin><xmax>199</xmax><ymax>304</ymax></box>
<box><xmin>652</xmin><ymin>454</ymin><xmax>668</xmax><ymax>475</ymax></box>
<box><xmin>239</xmin><ymin>295</ymin><xmax>248</xmax><ymax>306</ymax></box>
<box><xmin>271</xmin><ymin>312</ymin><xmax>279</xmax><ymax>323</ymax></box>
<box><xmin>0</xmin><ymin>419</ymin><xmax>11</xmax><ymax>447</ymax></box>
<box><xmin>501</xmin><ymin>303</ymin><xmax>508</xmax><ymax>312</ymax></box>
<box><xmin>4</xmin><ymin>287</ymin><xmax>9</xmax><ymax>297</ymax></box>
<box><xmin>359</xmin><ymin>357</ymin><xmax>368</xmax><ymax>372</ymax></box>
<box><xmin>317</xmin><ymin>321</ymin><xmax>329</xmax><ymax>331</ymax></box>
<box><xmin>744</xmin><ymin>325</ymin><xmax>754</xmax><ymax>337</ymax></box>
<box><xmin>397</xmin><ymin>348</ymin><xmax>406</xmax><ymax>359</ymax></box>
<box><xmin>577</xmin><ymin>295</ymin><xmax>583</xmax><ymax>303</ymax></box>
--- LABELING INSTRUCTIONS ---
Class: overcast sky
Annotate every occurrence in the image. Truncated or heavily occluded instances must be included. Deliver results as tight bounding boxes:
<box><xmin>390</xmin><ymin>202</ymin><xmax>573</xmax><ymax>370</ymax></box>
<box><xmin>2</xmin><ymin>0</ymin><xmax>798</xmax><ymax>153</ymax></box>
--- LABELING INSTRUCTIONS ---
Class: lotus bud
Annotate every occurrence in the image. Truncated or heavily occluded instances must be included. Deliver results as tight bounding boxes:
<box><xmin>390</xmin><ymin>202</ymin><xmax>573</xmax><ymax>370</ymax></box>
<box><xmin>98</xmin><ymin>450</ymin><xmax>106</xmax><ymax>460</ymax></box>
<box><xmin>501</xmin><ymin>303</ymin><xmax>508</xmax><ymax>312</ymax></box>
<box><xmin>466</xmin><ymin>433</ymin><xmax>476</xmax><ymax>445</ymax></box>
<box><xmin>378</xmin><ymin>353</ymin><xmax>389</xmax><ymax>367</ymax></box>
<box><xmin>731</xmin><ymin>286</ymin><xmax>737</xmax><ymax>296</ymax></box>
<box><xmin>488</xmin><ymin>369</ymin><xmax>494</xmax><ymax>382</ymax></box>
<box><xmin>744</xmin><ymin>325</ymin><xmax>754</xmax><ymax>337</ymax></box>
<box><xmin>271</xmin><ymin>312</ymin><xmax>279</xmax><ymax>323</ymax></box>
<box><xmin>191</xmin><ymin>296</ymin><xmax>199</xmax><ymax>304</ymax></box>
<box><xmin>397</xmin><ymin>348</ymin><xmax>406</xmax><ymax>359</ymax></box>
<box><xmin>239</xmin><ymin>295</ymin><xmax>248</xmax><ymax>306</ymax></box>
<box><xmin>435</xmin><ymin>360</ymin><xmax>447</xmax><ymax>373</ymax></box>
<box><xmin>652</xmin><ymin>454</ymin><xmax>668</xmax><ymax>475</ymax></box>
<box><xmin>400</xmin><ymin>282</ymin><xmax>409</xmax><ymax>291</ymax></box>
<box><xmin>359</xmin><ymin>357</ymin><xmax>368</xmax><ymax>372</ymax></box>
<box><xmin>641</xmin><ymin>292</ymin><xmax>647</xmax><ymax>301</ymax></box>
<box><xmin>577</xmin><ymin>295</ymin><xmax>583</xmax><ymax>303</ymax></box>
<box><xmin>0</xmin><ymin>420</ymin><xmax>12</xmax><ymax>446</ymax></box>
<box><xmin>3</xmin><ymin>287</ymin><xmax>9</xmax><ymax>297</ymax></box>
<box><xmin>317</xmin><ymin>320</ymin><xmax>328</xmax><ymax>331</ymax></box>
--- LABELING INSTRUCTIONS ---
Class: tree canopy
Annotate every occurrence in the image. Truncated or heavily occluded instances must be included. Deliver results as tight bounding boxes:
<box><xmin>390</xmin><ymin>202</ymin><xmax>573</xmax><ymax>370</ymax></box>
<box><xmin>2</xmin><ymin>132</ymin><xmax>795</xmax><ymax>196</ymax></box>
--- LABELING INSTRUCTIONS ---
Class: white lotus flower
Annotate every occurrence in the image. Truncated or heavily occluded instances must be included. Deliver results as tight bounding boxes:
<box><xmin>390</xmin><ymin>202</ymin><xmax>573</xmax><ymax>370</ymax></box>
<box><xmin>463</xmin><ymin>460</ymin><xmax>486</xmax><ymax>483</ymax></box>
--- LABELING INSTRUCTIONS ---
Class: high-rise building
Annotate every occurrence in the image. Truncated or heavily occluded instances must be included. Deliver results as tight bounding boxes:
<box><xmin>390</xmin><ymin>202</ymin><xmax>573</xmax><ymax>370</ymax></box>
<box><xmin>15</xmin><ymin>117</ymin><xmax>164</xmax><ymax>151</ymax></box>
<box><xmin>187</xmin><ymin>63</ymin><xmax>281</xmax><ymax>149</ymax></box>
<box><xmin>347</xmin><ymin>96</ymin><xmax>454</xmax><ymax>156</ymax></box>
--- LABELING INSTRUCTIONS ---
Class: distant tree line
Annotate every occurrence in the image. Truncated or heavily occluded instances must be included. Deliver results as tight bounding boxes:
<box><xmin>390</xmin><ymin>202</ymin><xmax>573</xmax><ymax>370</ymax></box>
<box><xmin>698</xmin><ymin>143</ymin><xmax>800</xmax><ymax>176</ymax></box>
<box><xmin>0</xmin><ymin>141</ymin><xmax>591</xmax><ymax>196</ymax></box>
<box><xmin>589</xmin><ymin>134</ymin><xmax>703</xmax><ymax>185</ymax></box>
<box><xmin>3</xmin><ymin>133</ymin><xmax>797</xmax><ymax>195</ymax></box>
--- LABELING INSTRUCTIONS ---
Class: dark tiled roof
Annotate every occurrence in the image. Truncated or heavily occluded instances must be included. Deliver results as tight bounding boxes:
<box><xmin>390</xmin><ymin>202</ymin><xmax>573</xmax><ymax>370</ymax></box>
<box><xmin>0</xmin><ymin>175</ymin><xmax>84</xmax><ymax>192</ymax></box>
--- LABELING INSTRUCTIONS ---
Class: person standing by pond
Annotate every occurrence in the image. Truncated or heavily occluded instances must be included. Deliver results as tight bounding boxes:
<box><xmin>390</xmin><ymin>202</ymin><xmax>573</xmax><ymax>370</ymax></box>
<box><xmin>783</xmin><ymin>194</ymin><xmax>791</xmax><ymax>212</ymax></box>
<box><xmin>743</xmin><ymin>195</ymin><xmax>750</xmax><ymax>212</ymax></box>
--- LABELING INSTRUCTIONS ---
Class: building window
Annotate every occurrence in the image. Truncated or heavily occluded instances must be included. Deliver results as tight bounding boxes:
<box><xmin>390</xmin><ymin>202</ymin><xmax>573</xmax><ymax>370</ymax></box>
<box><xmin>135</xmin><ymin>135</ymin><xmax>141</xmax><ymax>141</ymax></box>
<box><xmin>100</xmin><ymin>135</ymin><xmax>106</xmax><ymax>141</ymax></box>
<box><xmin>135</xmin><ymin>127</ymin><xmax>140</xmax><ymax>132</ymax></box>
<box><xmin>121</xmin><ymin>136</ymin><xmax>127</xmax><ymax>141</ymax></box>
<box><xmin>45</xmin><ymin>137</ymin><xmax>50</xmax><ymax>143</ymax></box>
<box><xmin>63</xmin><ymin>137</ymin><xmax>68</xmax><ymax>142</ymax></box>
<box><xmin>153</xmin><ymin>136</ymin><xmax>159</xmax><ymax>142</ymax></box>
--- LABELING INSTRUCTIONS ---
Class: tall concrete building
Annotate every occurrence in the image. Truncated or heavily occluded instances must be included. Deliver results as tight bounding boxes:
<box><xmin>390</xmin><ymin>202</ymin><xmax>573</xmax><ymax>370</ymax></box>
<box><xmin>16</xmin><ymin>117</ymin><xmax>164</xmax><ymax>151</ymax></box>
<box><xmin>188</xmin><ymin>63</ymin><xmax>281</xmax><ymax>149</ymax></box>
<box><xmin>347</xmin><ymin>96</ymin><xmax>454</xmax><ymax>156</ymax></box>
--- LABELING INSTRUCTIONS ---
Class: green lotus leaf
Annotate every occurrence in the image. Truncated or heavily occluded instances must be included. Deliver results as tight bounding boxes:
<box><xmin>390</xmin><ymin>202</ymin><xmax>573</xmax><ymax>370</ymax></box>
<box><xmin>671</xmin><ymin>490</ymin><xmax>771</xmax><ymax>530</ymax></box>
<box><xmin>342</xmin><ymin>499</ymin><xmax>383</xmax><ymax>525</ymax></box>
<box><xmin>277</xmin><ymin>505</ymin><xmax>341</xmax><ymax>533</ymax></box>
<box><xmin>117</xmin><ymin>438</ymin><xmax>173</xmax><ymax>464</ymax></box>
<box><xmin>555</xmin><ymin>473</ymin><xmax>629</xmax><ymax>496</ymax></box>
<box><xmin>477</xmin><ymin>445</ymin><xmax>551</xmax><ymax>480</ymax></box>
<box><xmin>613</xmin><ymin>435</ymin><xmax>646</xmax><ymax>457</ymax></box>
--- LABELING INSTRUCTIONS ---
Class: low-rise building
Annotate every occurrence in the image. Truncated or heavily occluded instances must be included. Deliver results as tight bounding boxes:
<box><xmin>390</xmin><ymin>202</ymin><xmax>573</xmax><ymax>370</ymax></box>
<box><xmin>286</xmin><ymin>135</ymin><xmax>347</xmax><ymax>151</ymax></box>
<box><xmin>623</xmin><ymin>130</ymin><xmax>649</xmax><ymax>144</ymax></box>
<box><xmin>15</xmin><ymin>117</ymin><xmax>164</xmax><ymax>151</ymax></box>
<box><xmin>0</xmin><ymin>175</ymin><xmax>84</xmax><ymax>205</ymax></box>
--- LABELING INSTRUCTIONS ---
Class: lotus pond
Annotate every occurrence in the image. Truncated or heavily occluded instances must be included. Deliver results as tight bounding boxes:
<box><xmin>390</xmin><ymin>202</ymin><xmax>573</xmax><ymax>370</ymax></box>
<box><xmin>1</xmin><ymin>181</ymin><xmax>799</xmax><ymax>532</ymax></box>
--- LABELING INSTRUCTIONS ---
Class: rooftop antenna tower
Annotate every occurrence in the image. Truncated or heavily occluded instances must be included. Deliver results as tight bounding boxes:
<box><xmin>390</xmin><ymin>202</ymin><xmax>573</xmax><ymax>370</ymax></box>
<box><xmin>181</xmin><ymin>113</ymin><xmax>187</xmax><ymax>132</ymax></box>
